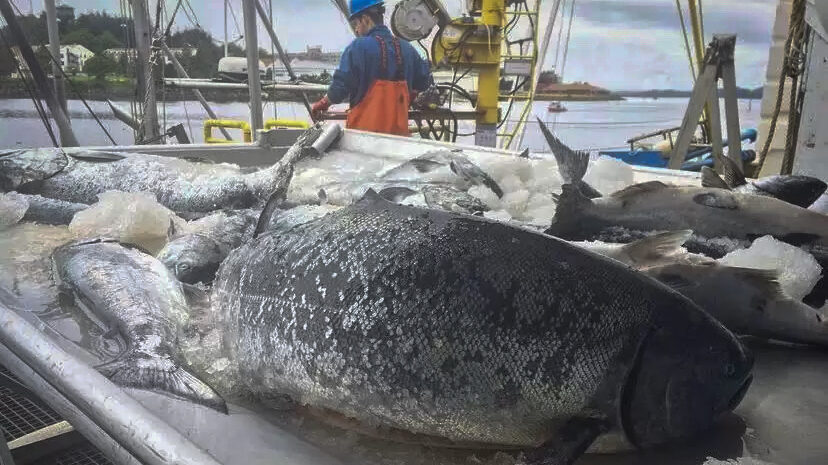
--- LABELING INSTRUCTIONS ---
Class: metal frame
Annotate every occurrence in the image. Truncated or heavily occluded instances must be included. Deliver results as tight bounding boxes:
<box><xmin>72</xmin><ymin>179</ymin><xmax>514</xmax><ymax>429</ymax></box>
<box><xmin>669</xmin><ymin>34</ymin><xmax>742</xmax><ymax>171</ymax></box>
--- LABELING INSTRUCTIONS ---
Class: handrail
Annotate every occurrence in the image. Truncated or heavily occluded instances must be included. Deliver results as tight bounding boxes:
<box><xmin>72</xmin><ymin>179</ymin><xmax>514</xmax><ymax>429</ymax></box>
<box><xmin>0</xmin><ymin>301</ymin><xmax>224</xmax><ymax>465</ymax></box>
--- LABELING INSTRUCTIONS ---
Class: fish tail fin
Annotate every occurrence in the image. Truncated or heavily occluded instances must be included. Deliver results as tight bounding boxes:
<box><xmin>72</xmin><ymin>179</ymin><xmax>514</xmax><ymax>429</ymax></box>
<box><xmin>253</xmin><ymin>186</ymin><xmax>288</xmax><ymax>239</ymax></box>
<box><xmin>621</xmin><ymin>230</ymin><xmax>693</xmax><ymax>264</ymax></box>
<box><xmin>717</xmin><ymin>153</ymin><xmax>747</xmax><ymax>187</ymax></box>
<box><xmin>97</xmin><ymin>355</ymin><xmax>227</xmax><ymax>413</ymax></box>
<box><xmin>535</xmin><ymin>116</ymin><xmax>591</xmax><ymax>185</ymax></box>
<box><xmin>700</xmin><ymin>167</ymin><xmax>731</xmax><ymax>189</ymax></box>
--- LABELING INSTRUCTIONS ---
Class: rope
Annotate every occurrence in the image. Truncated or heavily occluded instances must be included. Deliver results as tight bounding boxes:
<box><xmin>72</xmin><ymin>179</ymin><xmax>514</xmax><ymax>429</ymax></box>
<box><xmin>781</xmin><ymin>17</ymin><xmax>809</xmax><ymax>174</ymax></box>
<box><xmin>757</xmin><ymin>0</ymin><xmax>806</xmax><ymax>172</ymax></box>
<box><xmin>675</xmin><ymin>0</ymin><xmax>697</xmax><ymax>81</ymax></box>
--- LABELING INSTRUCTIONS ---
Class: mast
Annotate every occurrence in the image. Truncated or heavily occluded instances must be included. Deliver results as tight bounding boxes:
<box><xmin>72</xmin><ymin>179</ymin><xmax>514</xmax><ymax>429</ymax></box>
<box><xmin>131</xmin><ymin>0</ymin><xmax>160</xmax><ymax>143</ymax></box>
<box><xmin>252</xmin><ymin>0</ymin><xmax>314</xmax><ymax>119</ymax></box>
<box><xmin>43</xmin><ymin>0</ymin><xmax>67</xmax><ymax>118</ymax></box>
<box><xmin>224</xmin><ymin>0</ymin><xmax>229</xmax><ymax>57</ymax></box>
<box><xmin>0</xmin><ymin>0</ymin><xmax>78</xmax><ymax>146</ymax></box>
<box><xmin>242</xmin><ymin>0</ymin><xmax>263</xmax><ymax>138</ymax></box>
<box><xmin>515</xmin><ymin>0</ymin><xmax>564</xmax><ymax>148</ymax></box>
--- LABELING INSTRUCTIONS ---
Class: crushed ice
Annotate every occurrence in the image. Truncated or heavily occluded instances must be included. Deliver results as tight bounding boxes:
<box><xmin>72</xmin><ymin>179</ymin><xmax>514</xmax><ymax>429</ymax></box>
<box><xmin>718</xmin><ymin>236</ymin><xmax>823</xmax><ymax>301</ymax></box>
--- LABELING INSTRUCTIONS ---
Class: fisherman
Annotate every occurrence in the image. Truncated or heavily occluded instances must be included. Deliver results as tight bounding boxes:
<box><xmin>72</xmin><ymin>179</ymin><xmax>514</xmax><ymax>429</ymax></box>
<box><xmin>310</xmin><ymin>0</ymin><xmax>434</xmax><ymax>136</ymax></box>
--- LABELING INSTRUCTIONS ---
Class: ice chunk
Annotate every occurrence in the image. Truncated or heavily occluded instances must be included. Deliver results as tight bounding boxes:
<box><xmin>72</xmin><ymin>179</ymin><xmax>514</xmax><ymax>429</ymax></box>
<box><xmin>0</xmin><ymin>192</ymin><xmax>28</xmax><ymax>230</ymax></box>
<box><xmin>70</xmin><ymin>191</ymin><xmax>185</xmax><ymax>254</ymax></box>
<box><xmin>718</xmin><ymin>236</ymin><xmax>823</xmax><ymax>301</ymax></box>
<box><xmin>468</xmin><ymin>185</ymin><xmax>502</xmax><ymax>210</ymax></box>
<box><xmin>583</xmin><ymin>156</ymin><xmax>635</xmax><ymax>194</ymax></box>
<box><xmin>501</xmin><ymin>189</ymin><xmax>531</xmax><ymax>218</ymax></box>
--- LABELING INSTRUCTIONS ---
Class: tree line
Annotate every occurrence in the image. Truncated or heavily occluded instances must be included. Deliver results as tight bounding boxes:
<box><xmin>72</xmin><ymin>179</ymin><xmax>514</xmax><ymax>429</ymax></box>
<box><xmin>0</xmin><ymin>10</ymin><xmax>281</xmax><ymax>81</ymax></box>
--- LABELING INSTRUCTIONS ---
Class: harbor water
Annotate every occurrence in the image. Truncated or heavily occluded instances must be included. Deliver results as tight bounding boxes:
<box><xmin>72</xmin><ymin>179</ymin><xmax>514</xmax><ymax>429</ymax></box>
<box><xmin>0</xmin><ymin>97</ymin><xmax>761</xmax><ymax>153</ymax></box>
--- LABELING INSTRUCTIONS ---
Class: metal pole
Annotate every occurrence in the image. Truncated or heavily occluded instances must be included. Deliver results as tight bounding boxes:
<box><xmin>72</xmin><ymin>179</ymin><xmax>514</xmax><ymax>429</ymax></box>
<box><xmin>0</xmin><ymin>0</ymin><xmax>78</xmax><ymax>146</ymax></box>
<box><xmin>43</xmin><ymin>0</ymin><xmax>68</xmax><ymax>121</ymax></box>
<box><xmin>242</xmin><ymin>0</ymin><xmax>263</xmax><ymax>139</ymax></box>
<box><xmin>224</xmin><ymin>0</ymin><xmax>229</xmax><ymax>57</ymax></box>
<box><xmin>687</xmin><ymin>0</ymin><xmax>712</xmax><ymax>142</ymax></box>
<box><xmin>515</xmin><ymin>0</ymin><xmax>564</xmax><ymax>149</ymax></box>
<box><xmin>0</xmin><ymin>302</ymin><xmax>224</xmax><ymax>465</ymax></box>
<box><xmin>253</xmin><ymin>0</ymin><xmax>314</xmax><ymax>119</ymax></box>
<box><xmin>160</xmin><ymin>41</ymin><xmax>234</xmax><ymax>141</ymax></box>
<box><xmin>719</xmin><ymin>35</ymin><xmax>743</xmax><ymax>172</ymax></box>
<box><xmin>130</xmin><ymin>0</ymin><xmax>160</xmax><ymax>143</ymax></box>
<box><xmin>669</xmin><ymin>64</ymin><xmax>718</xmax><ymax>169</ymax></box>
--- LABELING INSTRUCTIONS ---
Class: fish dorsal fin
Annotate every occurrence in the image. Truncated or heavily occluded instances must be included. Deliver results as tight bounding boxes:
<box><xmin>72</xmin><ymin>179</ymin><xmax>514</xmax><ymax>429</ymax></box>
<box><xmin>610</xmin><ymin>181</ymin><xmax>670</xmax><ymax>199</ymax></box>
<box><xmin>68</xmin><ymin>151</ymin><xmax>127</xmax><ymax>162</ymax></box>
<box><xmin>700</xmin><ymin>167</ymin><xmax>731</xmax><ymax>189</ymax></box>
<box><xmin>693</xmin><ymin>191</ymin><xmax>739</xmax><ymax>209</ymax></box>
<box><xmin>718</xmin><ymin>154</ymin><xmax>747</xmax><ymax>187</ymax></box>
<box><xmin>621</xmin><ymin>230</ymin><xmax>693</xmax><ymax>263</ymax></box>
<box><xmin>724</xmin><ymin>266</ymin><xmax>787</xmax><ymax>301</ymax></box>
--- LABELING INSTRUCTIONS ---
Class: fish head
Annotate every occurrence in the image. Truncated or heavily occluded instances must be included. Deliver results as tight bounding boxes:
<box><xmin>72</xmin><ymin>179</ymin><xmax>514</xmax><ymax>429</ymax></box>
<box><xmin>620</xmin><ymin>298</ymin><xmax>753</xmax><ymax>448</ymax></box>
<box><xmin>0</xmin><ymin>149</ymin><xmax>69</xmax><ymax>192</ymax></box>
<box><xmin>752</xmin><ymin>175</ymin><xmax>828</xmax><ymax>209</ymax></box>
<box><xmin>157</xmin><ymin>234</ymin><xmax>224</xmax><ymax>284</ymax></box>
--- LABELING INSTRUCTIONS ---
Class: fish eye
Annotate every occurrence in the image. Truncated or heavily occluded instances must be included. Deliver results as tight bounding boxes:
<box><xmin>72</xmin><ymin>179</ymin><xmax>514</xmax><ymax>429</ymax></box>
<box><xmin>178</xmin><ymin>263</ymin><xmax>191</xmax><ymax>270</ymax></box>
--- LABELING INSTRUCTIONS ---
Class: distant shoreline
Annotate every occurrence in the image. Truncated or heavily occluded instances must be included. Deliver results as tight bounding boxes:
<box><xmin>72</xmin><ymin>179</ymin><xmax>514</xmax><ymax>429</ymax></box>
<box><xmin>615</xmin><ymin>88</ymin><xmax>763</xmax><ymax>99</ymax></box>
<box><xmin>0</xmin><ymin>79</ymin><xmax>324</xmax><ymax>103</ymax></box>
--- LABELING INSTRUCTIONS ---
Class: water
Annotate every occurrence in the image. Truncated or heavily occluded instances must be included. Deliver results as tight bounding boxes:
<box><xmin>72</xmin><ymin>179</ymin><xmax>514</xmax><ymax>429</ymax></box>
<box><xmin>0</xmin><ymin>97</ymin><xmax>761</xmax><ymax>152</ymax></box>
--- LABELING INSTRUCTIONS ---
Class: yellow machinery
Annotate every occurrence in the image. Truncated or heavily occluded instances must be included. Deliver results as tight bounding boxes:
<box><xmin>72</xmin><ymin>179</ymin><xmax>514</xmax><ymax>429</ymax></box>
<box><xmin>204</xmin><ymin>120</ymin><xmax>253</xmax><ymax>144</ymax></box>
<box><xmin>429</xmin><ymin>1</ymin><xmax>540</xmax><ymax>149</ymax></box>
<box><xmin>204</xmin><ymin>118</ymin><xmax>309</xmax><ymax>143</ymax></box>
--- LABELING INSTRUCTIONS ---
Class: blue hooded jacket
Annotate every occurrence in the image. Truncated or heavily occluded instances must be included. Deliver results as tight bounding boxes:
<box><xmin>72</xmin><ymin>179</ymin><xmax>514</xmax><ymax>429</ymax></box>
<box><xmin>327</xmin><ymin>25</ymin><xmax>434</xmax><ymax>107</ymax></box>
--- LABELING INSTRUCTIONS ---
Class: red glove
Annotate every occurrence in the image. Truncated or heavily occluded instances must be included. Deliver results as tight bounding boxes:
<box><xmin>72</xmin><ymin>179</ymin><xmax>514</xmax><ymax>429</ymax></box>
<box><xmin>311</xmin><ymin>96</ymin><xmax>331</xmax><ymax>121</ymax></box>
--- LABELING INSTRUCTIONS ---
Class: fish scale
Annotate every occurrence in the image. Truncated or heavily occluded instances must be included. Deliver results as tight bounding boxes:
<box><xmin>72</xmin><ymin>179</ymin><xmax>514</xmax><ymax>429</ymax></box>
<box><xmin>214</xmin><ymin>193</ymin><xmax>677</xmax><ymax>448</ymax></box>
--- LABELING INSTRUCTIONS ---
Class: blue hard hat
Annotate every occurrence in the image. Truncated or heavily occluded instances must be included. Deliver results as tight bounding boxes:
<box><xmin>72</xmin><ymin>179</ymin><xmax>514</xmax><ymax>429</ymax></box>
<box><xmin>349</xmin><ymin>0</ymin><xmax>384</xmax><ymax>19</ymax></box>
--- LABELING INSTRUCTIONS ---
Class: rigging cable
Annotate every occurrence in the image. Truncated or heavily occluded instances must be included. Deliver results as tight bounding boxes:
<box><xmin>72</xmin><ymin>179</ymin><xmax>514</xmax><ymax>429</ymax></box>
<box><xmin>0</xmin><ymin>21</ymin><xmax>58</xmax><ymax>147</ymax></box>
<box><xmin>553</xmin><ymin>0</ymin><xmax>567</xmax><ymax>71</ymax></box>
<box><xmin>675</xmin><ymin>0</ymin><xmax>697</xmax><ymax>81</ymax></box>
<box><xmin>559</xmin><ymin>0</ymin><xmax>576</xmax><ymax>81</ymax></box>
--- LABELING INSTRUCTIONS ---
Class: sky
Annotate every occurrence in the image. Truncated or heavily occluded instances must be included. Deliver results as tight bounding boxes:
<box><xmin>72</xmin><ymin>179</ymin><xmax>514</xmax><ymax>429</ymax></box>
<box><xmin>14</xmin><ymin>0</ymin><xmax>779</xmax><ymax>90</ymax></box>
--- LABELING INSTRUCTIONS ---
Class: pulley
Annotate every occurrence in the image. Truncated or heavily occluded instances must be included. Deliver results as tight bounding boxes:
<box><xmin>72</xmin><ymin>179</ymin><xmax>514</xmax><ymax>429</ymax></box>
<box><xmin>391</xmin><ymin>0</ymin><xmax>442</xmax><ymax>41</ymax></box>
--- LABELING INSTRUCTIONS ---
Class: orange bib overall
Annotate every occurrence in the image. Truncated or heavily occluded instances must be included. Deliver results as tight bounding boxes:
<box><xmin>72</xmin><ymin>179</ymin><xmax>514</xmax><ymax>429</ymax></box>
<box><xmin>346</xmin><ymin>35</ymin><xmax>410</xmax><ymax>136</ymax></box>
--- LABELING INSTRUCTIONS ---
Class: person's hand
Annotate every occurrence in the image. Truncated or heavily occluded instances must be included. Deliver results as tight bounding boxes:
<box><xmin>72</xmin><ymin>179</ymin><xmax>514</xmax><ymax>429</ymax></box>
<box><xmin>311</xmin><ymin>96</ymin><xmax>331</xmax><ymax>121</ymax></box>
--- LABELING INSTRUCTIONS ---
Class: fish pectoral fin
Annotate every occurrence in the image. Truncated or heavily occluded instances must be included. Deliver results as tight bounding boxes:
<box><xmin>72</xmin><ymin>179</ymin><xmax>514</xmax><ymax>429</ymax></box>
<box><xmin>701</xmin><ymin>167</ymin><xmax>731</xmax><ymax>190</ymax></box>
<box><xmin>521</xmin><ymin>417</ymin><xmax>610</xmax><ymax>465</ymax></box>
<box><xmin>97</xmin><ymin>355</ymin><xmax>228</xmax><ymax>414</ymax></box>
<box><xmin>621</xmin><ymin>230</ymin><xmax>693</xmax><ymax>265</ymax></box>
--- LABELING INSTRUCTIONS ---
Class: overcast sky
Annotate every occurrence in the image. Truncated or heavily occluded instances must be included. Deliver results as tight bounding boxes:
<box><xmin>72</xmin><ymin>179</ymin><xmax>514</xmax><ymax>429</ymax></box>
<box><xmin>16</xmin><ymin>0</ymin><xmax>778</xmax><ymax>90</ymax></box>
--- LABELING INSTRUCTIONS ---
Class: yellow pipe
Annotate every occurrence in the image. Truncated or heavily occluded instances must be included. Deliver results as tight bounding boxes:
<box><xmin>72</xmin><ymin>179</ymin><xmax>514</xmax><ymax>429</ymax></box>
<box><xmin>204</xmin><ymin>119</ymin><xmax>252</xmax><ymax>144</ymax></box>
<box><xmin>264</xmin><ymin>119</ymin><xmax>310</xmax><ymax>130</ymax></box>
